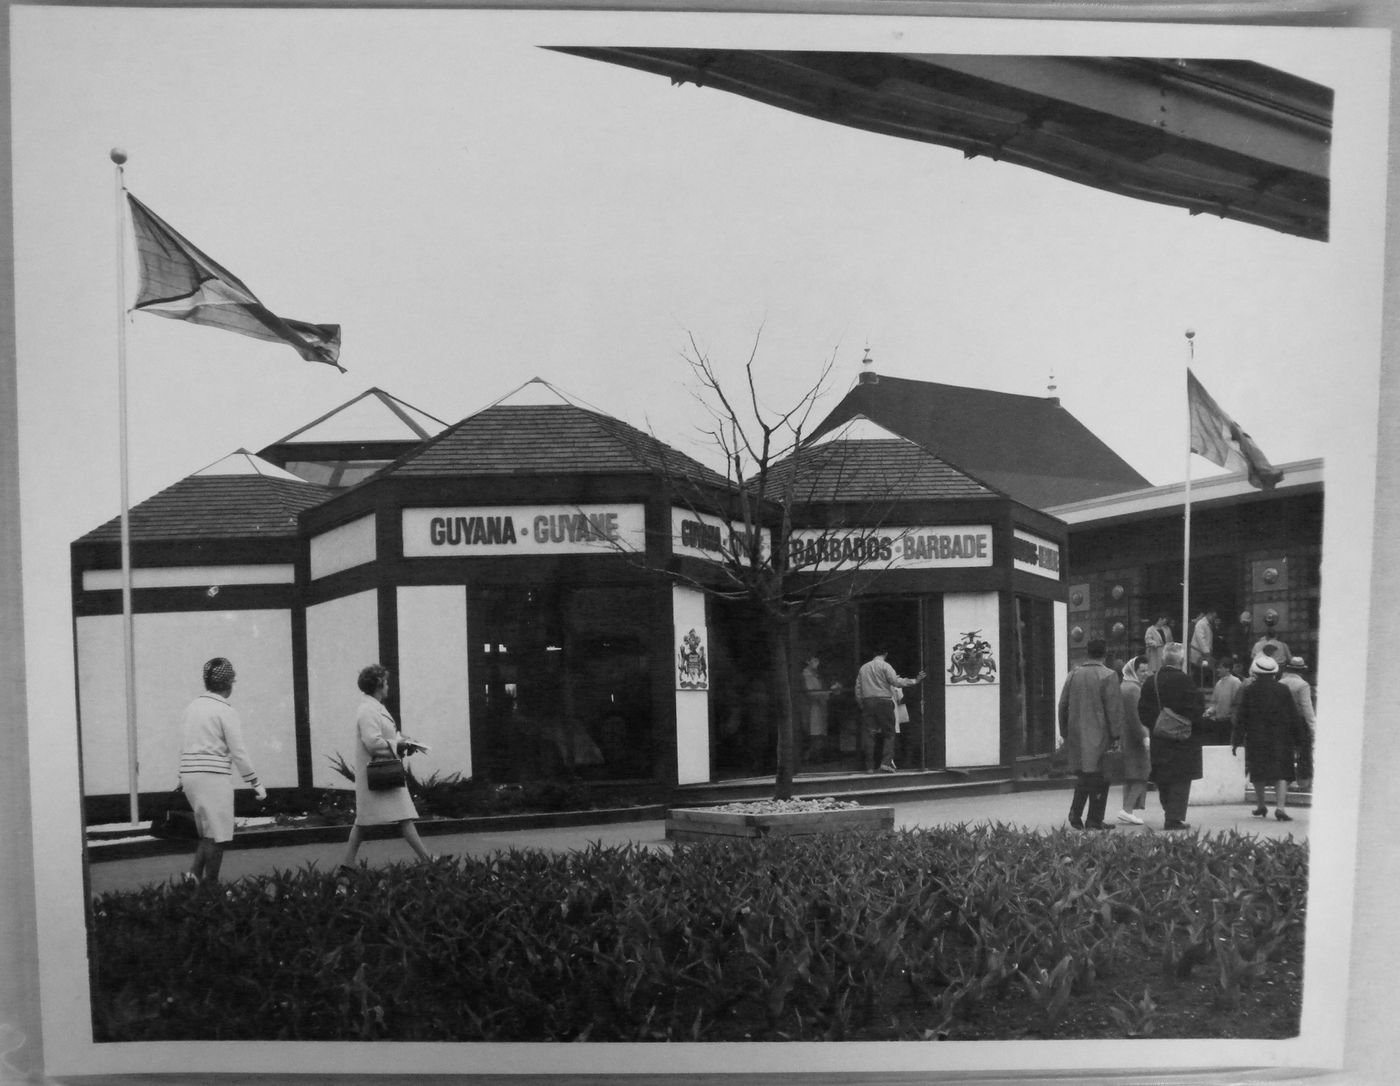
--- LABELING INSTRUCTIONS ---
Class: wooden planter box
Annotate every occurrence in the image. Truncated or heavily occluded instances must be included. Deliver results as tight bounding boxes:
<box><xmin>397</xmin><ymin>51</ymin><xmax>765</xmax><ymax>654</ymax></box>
<box><xmin>666</xmin><ymin>805</ymin><xmax>895</xmax><ymax>843</ymax></box>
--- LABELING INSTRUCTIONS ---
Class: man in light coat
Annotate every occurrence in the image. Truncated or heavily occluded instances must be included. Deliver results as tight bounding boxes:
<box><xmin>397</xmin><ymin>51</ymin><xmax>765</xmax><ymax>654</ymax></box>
<box><xmin>1057</xmin><ymin>638</ymin><xmax>1124</xmax><ymax>830</ymax></box>
<box><xmin>1280</xmin><ymin>656</ymin><xmax>1317</xmax><ymax>786</ymax></box>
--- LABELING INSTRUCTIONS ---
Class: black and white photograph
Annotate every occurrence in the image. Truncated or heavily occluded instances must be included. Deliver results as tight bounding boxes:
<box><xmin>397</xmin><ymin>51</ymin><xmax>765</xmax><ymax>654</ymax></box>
<box><xmin>3</xmin><ymin>2</ymin><xmax>1398</xmax><ymax>1081</ymax></box>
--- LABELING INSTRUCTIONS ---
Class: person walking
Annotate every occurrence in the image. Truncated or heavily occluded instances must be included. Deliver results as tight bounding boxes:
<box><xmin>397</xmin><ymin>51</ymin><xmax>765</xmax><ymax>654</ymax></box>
<box><xmin>855</xmin><ymin>648</ymin><xmax>925</xmax><ymax>774</ymax></box>
<box><xmin>1232</xmin><ymin>654</ymin><xmax>1309</xmax><ymax>821</ymax></box>
<box><xmin>1057</xmin><ymin>638</ymin><xmax>1123</xmax><ymax>831</ymax></box>
<box><xmin>1137</xmin><ymin>642</ymin><xmax>1205</xmax><ymax>831</ymax></box>
<box><xmin>1113</xmin><ymin>654</ymin><xmax>1151</xmax><ymax>825</ymax></box>
<box><xmin>1205</xmin><ymin>654</ymin><xmax>1244</xmax><ymax>746</ymax></box>
<box><xmin>178</xmin><ymin>657</ymin><xmax>265</xmax><ymax>884</ymax></box>
<box><xmin>337</xmin><ymin>664</ymin><xmax>433</xmax><ymax>879</ymax></box>
<box><xmin>1279</xmin><ymin>656</ymin><xmax>1317</xmax><ymax>787</ymax></box>
<box><xmin>1188</xmin><ymin>609</ymin><xmax>1218</xmax><ymax>686</ymax></box>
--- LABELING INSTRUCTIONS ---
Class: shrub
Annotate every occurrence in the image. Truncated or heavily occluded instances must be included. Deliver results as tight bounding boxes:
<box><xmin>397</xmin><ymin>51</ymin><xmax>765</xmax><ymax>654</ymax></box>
<box><xmin>89</xmin><ymin>825</ymin><xmax>1307</xmax><ymax>1042</ymax></box>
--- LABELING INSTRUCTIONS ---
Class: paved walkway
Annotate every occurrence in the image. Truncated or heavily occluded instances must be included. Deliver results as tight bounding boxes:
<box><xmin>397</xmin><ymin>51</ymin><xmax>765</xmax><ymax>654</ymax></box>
<box><xmin>87</xmin><ymin>787</ymin><xmax>1310</xmax><ymax>897</ymax></box>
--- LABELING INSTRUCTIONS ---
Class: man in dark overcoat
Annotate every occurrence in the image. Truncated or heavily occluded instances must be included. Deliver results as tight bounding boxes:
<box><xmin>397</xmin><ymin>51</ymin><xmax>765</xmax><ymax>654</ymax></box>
<box><xmin>1057</xmin><ymin>638</ymin><xmax>1123</xmax><ymax>830</ymax></box>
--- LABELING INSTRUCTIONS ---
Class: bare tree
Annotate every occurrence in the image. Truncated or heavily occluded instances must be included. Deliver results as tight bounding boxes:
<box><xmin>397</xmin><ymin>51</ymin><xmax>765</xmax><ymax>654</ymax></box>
<box><xmin>658</xmin><ymin>330</ymin><xmax>922</xmax><ymax>799</ymax></box>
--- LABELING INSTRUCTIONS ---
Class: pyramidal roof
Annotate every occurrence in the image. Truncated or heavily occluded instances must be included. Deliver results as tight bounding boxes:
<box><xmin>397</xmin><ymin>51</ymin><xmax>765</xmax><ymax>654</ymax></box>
<box><xmin>75</xmin><ymin>450</ymin><xmax>334</xmax><ymax>545</ymax></box>
<box><xmin>194</xmin><ymin>450</ymin><xmax>310</xmax><ymax>480</ymax></box>
<box><xmin>272</xmin><ymin>387</ymin><xmax>448</xmax><ymax>446</ymax></box>
<box><xmin>773</xmin><ymin>415</ymin><xmax>1001</xmax><ymax>504</ymax></box>
<box><xmin>809</xmin><ymin>366</ymin><xmax>1151</xmax><ymax>509</ymax></box>
<box><xmin>376</xmin><ymin>377</ymin><xmax>732</xmax><ymax>487</ymax></box>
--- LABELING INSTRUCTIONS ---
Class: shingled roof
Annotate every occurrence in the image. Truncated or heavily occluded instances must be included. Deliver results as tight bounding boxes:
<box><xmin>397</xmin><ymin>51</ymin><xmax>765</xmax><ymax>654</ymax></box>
<box><xmin>375</xmin><ymin>379</ymin><xmax>733</xmax><ymax>489</ymax></box>
<box><xmin>75</xmin><ymin>451</ymin><xmax>334</xmax><ymax>545</ymax></box>
<box><xmin>769</xmin><ymin>417</ymin><xmax>1000</xmax><ymax>504</ymax></box>
<box><xmin>808</xmin><ymin>371</ymin><xmax>1150</xmax><ymax>509</ymax></box>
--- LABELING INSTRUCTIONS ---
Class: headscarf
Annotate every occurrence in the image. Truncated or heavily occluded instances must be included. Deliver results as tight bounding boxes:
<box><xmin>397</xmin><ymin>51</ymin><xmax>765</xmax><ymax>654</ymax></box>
<box><xmin>203</xmin><ymin>657</ymin><xmax>236</xmax><ymax>691</ymax></box>
<box><xmin>1120</xmin><ymin>655</ymin><xmax>1147</xmax><ymax>684</ymax></box>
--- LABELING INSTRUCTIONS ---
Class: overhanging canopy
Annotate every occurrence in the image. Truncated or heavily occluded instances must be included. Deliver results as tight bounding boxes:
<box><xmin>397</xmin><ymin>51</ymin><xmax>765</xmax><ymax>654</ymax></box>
<box><xmin>554</xmin><ymin>49</ymin><xmax>1331</xmax><ymax>242</ymax></box>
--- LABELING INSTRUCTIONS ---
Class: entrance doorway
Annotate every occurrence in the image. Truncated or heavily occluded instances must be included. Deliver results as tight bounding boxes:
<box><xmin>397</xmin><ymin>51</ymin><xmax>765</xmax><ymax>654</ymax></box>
<box><xmin>793</xmin><ymin>596</ymin><xmax>936</xmax><ymax>775</ymax></box>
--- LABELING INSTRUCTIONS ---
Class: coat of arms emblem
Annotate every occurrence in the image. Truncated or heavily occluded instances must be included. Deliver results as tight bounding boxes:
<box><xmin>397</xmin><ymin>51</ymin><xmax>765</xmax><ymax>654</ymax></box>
<box><xmin>677</xmin><ymin>627</ymin><xmax>709</xmax><ymax>690</ymax></box>
<box><xmin>948</xmin><ymin>630</ymin><xmax>997</xmax><ymax>684</ymax></box>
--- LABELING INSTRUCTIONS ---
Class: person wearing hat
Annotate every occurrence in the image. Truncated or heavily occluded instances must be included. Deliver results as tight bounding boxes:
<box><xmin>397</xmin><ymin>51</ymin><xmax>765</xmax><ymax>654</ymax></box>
<box><xmin>1279</xmin><ymin>656</ymin><xmax>1317</xmax><ymax>787</ymax></box>
<box><xmin>1231</xmin><ymin>654</ymin><xmax>1309</xmax><ymax>821</ymax></box>
<box><xmin>178</xmin><ymin>657</ymin><xmax>266</xmax><ymax>884</ymax></box>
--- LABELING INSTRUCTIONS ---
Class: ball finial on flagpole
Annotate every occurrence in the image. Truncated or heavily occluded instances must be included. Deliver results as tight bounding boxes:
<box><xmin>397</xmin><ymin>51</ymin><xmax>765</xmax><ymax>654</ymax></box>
<box><xmin>1185</xmin><ymin>327</ymin><xmax>1195</xmax><ymax>360</ymax></box>
<box><xmin>110</xmin><ymin>148</ymin><xmax>127</xmax><ymax>164</ymax></box>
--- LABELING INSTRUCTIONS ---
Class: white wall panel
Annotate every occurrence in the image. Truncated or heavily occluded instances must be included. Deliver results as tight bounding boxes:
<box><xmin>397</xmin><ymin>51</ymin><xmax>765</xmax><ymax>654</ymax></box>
<box><xmin>76</xmin><ymin>609</ymin><xmax>296</xmax><ymax>796</ymax></box>
<box><xmin>306</xmin><ymin>591</ymin><xmax>380</xmax><ymax>788</ymax></box>
<box><xmin>396</xmin><ymin>586</ymin><xmax>473</xmax><ymax>782</ymax></box>
<box><xmin>942</xmin><ymin>591</ymin><xmax>1003</xmax><ymax>767</ymax></box>
<box><xmin>310</xmin><ymin>514</ymin><xmax>376</xmax><ymax>580</ymax></box>
<box><xmin>673</xmin><ymin>586</ymin><xmax>710</xmax><ymax>784</ymax></box>
<box><xmin>83</xmin><ymin>564</ymin><xmax>294</xmax><ymax>591</ymax></box>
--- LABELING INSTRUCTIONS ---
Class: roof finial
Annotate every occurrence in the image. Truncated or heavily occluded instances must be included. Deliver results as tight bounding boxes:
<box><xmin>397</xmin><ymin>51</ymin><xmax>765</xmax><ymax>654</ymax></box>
<box><xmin>858</xmin><ymin>344</ymin><xmax>879</xmax><ymax>385</ymax></box>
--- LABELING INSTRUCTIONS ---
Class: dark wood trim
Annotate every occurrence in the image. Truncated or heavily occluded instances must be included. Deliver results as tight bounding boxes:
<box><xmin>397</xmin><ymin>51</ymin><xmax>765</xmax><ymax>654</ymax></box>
<box><xmin>291</xmin><ymin>603</ymin><xmax>312</xmax><ymax>789</ymax></box>
<box><xmin>73</xmin><ymin>583</ymin><xmax>296</xmax><ymax>617</ymax></box>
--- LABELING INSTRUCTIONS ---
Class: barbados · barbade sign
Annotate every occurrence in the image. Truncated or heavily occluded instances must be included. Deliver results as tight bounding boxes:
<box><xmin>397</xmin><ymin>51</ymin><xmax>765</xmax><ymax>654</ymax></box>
<box><xmin>402</xmin><ymin>504</ymin><xmax>646</xmax><ymax>557</ymax></box>
<box><xmin>787</xmin><ymin>525</ymin><xmax>994</xmax><ymax>571</ymax></box>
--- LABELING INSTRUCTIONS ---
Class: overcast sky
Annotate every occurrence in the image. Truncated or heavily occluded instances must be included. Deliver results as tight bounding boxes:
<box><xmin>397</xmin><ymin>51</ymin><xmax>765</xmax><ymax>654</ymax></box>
<box><xmin>12</xmin><ymin>8</ymin><xmax>1379</xmax><ymax>536</ymax></box>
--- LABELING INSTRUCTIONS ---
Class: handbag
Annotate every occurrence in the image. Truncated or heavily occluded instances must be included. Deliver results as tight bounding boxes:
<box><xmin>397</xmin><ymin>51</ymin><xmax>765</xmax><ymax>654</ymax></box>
<box><xmin>365</xmin><ymin>751</ymin><xmax>406</xmax><ymax>791</ymax></box>
<box><xmin>1101</xmin><ymin>748</ymin><xmax>1126</xmax><ymax>784</ymax></box>
<box><xmin>1152</xmin><ymin>675</ymin><xmax>1194</xmax><ymax>741</ymax></box>
<box><xmin>149</xmin><ymin>786</ymin><xmax>200</xmax><ymax>840</ymax></box>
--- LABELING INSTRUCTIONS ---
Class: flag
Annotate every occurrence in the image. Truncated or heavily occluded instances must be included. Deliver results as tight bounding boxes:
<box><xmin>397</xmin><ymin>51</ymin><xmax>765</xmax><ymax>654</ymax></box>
<box><xmin>1187</xmin><ymin>368</ymin><xmax>1282</xmax><ymax>490</ymax></box>
<box><xmin>126</xmin><ymin>193</ymin><xmax>343</xmax><ymax>370</ymax></box>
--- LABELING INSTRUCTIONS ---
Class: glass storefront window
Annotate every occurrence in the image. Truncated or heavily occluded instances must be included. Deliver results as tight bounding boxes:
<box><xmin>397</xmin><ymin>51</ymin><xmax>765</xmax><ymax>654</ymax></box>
<box><xmin>471</xmin><ymin>585</ymin><xmax>655</xmax><ymax>782</ymax></box>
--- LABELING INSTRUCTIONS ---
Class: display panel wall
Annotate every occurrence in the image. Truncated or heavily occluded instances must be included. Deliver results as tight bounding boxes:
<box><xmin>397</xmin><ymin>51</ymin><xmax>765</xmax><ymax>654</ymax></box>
<box><xmin>305</xmin><ymin>590</ymin><xmax>381</xmax><ymax>788</ymax></box>
<box><xmin>942</xmin><ymin>591</ymin><xmax>1002</xmax><ymax>767</ymax></box>
<box><xmin>396</xmin><ymin>585</ymin><xmax>473</xmax><ymax>781</ymax></box>
<box><xmin>75</xmin><ymin>608</ymin><xmax>297</xmax><ymax>794</ymax></box>
<box><xmin>673</xmin><ymin>585</ymin><xmax>710</xmax><ymax>784</ymax></box>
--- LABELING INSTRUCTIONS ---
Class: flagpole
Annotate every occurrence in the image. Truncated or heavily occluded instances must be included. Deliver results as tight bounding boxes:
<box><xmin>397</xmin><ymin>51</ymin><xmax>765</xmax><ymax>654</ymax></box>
<box><xmin>112</xmin><ymin>147</ymin><xmax>139</xmax><ymax>826</ymax></box>
<box><xmin>1182</xmin><ymin>329</ymin><xmax>1195</xmax><ymax>674</ymax></box>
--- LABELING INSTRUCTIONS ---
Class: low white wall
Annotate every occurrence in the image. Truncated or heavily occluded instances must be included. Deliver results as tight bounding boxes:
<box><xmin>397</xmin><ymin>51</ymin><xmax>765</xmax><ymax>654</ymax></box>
<box><xmin>76</xmin><ymin>608</ymin><xmax>297</xmax><ymax>795</ymax></box>
<box><xmin>942</xmin><ymin>591</ymin><xmax>1002</xmax><ymax>767</ymax></box>
<box><xmin>396</xmin><ymin>585</ymin><xmax>473</xmax><ymax>782</ymax></box>
<box><xmin>672</xmin><ymin>586</ymin><xmax>711</xmax><ymax>785</ymax></box>
<box><xmin>1193</xmin><ymin>745</ymin><xmax>1250</xmax><ymax>805</ymax></box>
<box><xmin>306</xmin><ymin>591</ymin><xmax>380</xmax><ymax>788</ymax></box>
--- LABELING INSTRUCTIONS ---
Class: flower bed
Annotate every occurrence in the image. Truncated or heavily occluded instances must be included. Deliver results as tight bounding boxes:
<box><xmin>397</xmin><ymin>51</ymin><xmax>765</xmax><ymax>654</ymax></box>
<box><xmin>667</xmin><ymin>796</ymin><xmax>893</xmax><ymax>842</ymax></box>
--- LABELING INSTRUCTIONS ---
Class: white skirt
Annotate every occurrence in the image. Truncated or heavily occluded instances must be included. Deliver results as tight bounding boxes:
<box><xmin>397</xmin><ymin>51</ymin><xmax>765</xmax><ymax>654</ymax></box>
<box><xmin>179</xmin><ymin>771</ymin><xmax>235</xmax><ymax>843</ymax></box>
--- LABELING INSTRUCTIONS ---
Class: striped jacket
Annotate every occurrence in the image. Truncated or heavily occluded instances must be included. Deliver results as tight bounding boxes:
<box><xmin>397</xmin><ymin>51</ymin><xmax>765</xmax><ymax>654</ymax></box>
<box><xmin>178</xmin><ymin>692</ymin><xmax>259</xmax><ymax>784</ymax></box>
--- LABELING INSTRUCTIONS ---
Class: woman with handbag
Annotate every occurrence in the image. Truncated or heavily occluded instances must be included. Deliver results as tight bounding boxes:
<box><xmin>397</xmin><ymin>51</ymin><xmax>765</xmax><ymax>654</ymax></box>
<box><xmin>179</xmin><ymin>657</ymin><xmax>266</xmax><ymax>884</ymax></box>
<box><xmin>336</xmin><ymin>664</ymin><xmax>433</xmax><ymax>878</ymax></box>
<box><xmin>1231</xmin><ymin>654</ymin><xmax>1308</xmax><ymax>821</ymax></box>
<box><xmin>1136</xmin><ymin>642</ymin><xmax>1205</xmax><ymax>831</ymax></box>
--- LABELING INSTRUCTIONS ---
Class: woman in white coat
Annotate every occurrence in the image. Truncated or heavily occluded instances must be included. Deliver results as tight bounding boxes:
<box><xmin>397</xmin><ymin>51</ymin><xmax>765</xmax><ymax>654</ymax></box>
<box><xmin>337</xmin><ymin>664</ymin><xmax>432</xmax><ymax>877</ymax></box>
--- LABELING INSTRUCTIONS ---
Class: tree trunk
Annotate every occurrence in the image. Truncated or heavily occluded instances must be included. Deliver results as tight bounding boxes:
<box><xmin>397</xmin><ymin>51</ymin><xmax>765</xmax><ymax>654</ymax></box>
<box><xmin>769</xmin><ymin>622</ymin><xmax>796</xmax><ymax>800</ymax></box>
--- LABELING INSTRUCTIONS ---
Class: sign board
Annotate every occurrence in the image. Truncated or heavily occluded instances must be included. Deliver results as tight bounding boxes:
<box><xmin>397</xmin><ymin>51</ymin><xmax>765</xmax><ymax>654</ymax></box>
<box><xmin>670</xmin><ymin>508</ymin><xmax>770</xmax><ymax>564</ymax></box>
<box><xmin>403</xmin><ymin>504</ymin><xmax>646</xmax><ymax>557</ymax></box>
<box><xmin>1012</xmin><ymin>529</ymin><xmax>1063</xmax><ymax>581</ymax></box>
<box><xmin>787</xmin><ymin>525</ymin><xmax>993</xmax><ymax>572</ymax></box>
